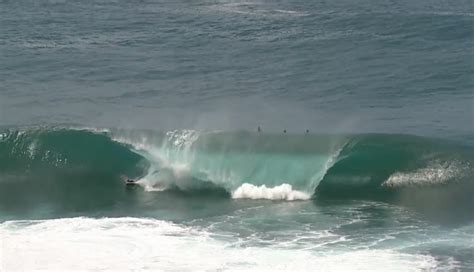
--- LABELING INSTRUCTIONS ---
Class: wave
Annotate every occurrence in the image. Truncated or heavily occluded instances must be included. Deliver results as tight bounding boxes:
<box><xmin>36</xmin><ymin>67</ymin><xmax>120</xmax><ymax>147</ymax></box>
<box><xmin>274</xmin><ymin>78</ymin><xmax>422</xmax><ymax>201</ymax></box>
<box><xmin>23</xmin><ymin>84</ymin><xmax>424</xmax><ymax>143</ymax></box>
<box><xmin>0</xmin><ymin>127</ymin><xmax>148</xmax><ymax>214</ymax></box>
<box><xmin>316</xmin><ymin>134</ymin><xmax>473</xmax><ymax>193</ymax></box>
<box><xmin>1</xmin><ymin>127</ymin><xmax>473</xmax><ymax>220</ymax></box>
<box><xmin>112</xmin><ymin>129</ymin><xmax>344</xmax><ymax>199</ymax></box>
<box><xmin>0</xmin><ymin>127</ymin><xmax>145</xmax><ymax>176</ymax></box>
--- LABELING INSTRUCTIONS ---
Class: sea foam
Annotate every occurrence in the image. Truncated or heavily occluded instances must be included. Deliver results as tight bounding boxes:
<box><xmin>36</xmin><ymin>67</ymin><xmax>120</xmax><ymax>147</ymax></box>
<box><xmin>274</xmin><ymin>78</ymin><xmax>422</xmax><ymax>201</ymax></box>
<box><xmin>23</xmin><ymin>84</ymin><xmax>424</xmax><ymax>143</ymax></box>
<box><xmin>0</xmin><ymin>217</ymin><xmax>439</xmax><ymax>272</ymax></box>
<box><xmin>232</xmin><ymin>183</ymin><xmax>311</xmax><ymax>200</ymax></box>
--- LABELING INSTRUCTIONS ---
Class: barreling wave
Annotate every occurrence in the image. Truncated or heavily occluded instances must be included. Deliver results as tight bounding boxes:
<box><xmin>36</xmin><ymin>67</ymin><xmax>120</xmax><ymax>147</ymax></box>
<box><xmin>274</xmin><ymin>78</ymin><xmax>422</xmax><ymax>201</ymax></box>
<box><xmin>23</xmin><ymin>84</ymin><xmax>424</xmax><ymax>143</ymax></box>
<box><xmin>1</xmin><ymin>127</ymin><xmax>473</xmax><ymax>220</ymax></box>
<box><xmin>111</xmin><ymin>129</ymin><xmax>345</xmax><ymax>200</ymax></box>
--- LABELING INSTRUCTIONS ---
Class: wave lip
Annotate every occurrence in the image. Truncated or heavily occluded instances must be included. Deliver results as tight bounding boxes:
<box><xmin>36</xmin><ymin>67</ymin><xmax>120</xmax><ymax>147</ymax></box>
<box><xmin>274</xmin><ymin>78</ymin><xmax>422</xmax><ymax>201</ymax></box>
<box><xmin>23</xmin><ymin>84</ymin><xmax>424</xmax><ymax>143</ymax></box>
<box><xmin>232</xmin><ymin>183</ymin><xmax>311</xmax><ymax>201</ymax></box>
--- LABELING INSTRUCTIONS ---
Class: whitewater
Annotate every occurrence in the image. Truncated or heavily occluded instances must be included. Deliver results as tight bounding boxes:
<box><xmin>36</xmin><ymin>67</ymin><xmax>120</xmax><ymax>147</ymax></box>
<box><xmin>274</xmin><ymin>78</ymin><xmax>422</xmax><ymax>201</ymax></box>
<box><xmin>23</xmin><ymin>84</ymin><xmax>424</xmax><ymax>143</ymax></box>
<box><xmin>2</xmin><ymin>217</ymin><xmax>441</xmax><ymax>271</ymax></box>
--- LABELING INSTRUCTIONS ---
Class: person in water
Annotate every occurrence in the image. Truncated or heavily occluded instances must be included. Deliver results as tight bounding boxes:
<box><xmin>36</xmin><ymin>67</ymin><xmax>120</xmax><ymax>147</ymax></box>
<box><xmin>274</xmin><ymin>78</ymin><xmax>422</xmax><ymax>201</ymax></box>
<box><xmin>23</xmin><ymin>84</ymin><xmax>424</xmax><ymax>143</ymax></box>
<box><xmin>125</xmin><ymin>179</ymin><xmax>139</xmax><ymax>188</ymax></box>
<box><xmin>121</xmin><ymin>175</ymin><xmax>137</xmax><ymax>185</ymax></box>
<box><xmin>283</xmin><ymin>130</ymin><xmax>287</xmax><ymax>133</ymax></box>
<box><xmin>257</xmin><ymin>126</ymin><xmax>261</xmax><ymax>132</ymax></box>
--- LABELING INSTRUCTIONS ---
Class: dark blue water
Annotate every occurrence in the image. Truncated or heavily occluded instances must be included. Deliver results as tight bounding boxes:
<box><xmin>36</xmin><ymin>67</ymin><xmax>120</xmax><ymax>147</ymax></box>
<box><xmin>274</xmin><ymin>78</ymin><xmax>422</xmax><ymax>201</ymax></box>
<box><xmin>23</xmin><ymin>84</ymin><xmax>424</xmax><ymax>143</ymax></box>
<box><xmin>0</xmin><ymin>0</ymin><xmax>473</xmax><ymax>271</ymax></box>
<box><xmin>1</xmin><ymin>0</ymin><xmax>473</xmax><ymax>138</ymax></box>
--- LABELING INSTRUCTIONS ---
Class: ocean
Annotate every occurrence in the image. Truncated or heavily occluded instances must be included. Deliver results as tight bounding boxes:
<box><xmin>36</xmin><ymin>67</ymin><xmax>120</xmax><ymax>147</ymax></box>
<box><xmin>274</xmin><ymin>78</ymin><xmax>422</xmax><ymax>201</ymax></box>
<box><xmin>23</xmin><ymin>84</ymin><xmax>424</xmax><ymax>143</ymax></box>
<box><xmin>0</xmin><ymin>0</ymin><xmax>473</xmax><ymax>271</ymax></box>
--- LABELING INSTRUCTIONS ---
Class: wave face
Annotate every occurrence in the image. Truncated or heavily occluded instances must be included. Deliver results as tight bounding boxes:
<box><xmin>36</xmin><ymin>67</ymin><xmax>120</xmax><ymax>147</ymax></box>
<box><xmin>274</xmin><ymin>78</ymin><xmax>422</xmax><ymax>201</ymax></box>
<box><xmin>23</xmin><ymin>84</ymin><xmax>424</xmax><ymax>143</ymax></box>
<box><xmin>318</xmin><ymin>134</ymin><xmax>473</xmax><ymax>194</ymax></box>
<box><xmin>316</xmin><ymin>134</ymin><xmax>474</xmax><ymax>222</ymax></box>
<box><xmin>1</xmin><ymin>128</ymin><xmax>473</xmax><ymax>220</ymax></box>
<box><xmin>0</xmin><ymin>128</ymin><xmax>148</xmax><ymax>213</ymax></box>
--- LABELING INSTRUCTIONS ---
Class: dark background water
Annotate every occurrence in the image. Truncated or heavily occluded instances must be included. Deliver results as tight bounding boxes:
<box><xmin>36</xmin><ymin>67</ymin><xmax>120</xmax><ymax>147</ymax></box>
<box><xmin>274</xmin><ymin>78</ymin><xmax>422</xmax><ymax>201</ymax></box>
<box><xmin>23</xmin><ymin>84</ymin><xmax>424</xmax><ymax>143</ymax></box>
<box><xmin>1</xmin><ymin>0</ymin><xmax>473</xmax><ymax>142</ymax></box>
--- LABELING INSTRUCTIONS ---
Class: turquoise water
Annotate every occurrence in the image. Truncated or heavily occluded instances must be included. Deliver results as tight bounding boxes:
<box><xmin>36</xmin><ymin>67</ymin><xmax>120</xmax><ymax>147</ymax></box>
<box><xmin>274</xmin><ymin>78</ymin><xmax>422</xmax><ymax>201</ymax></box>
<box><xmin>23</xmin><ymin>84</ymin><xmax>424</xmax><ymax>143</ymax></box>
<box><xmin>0</xmin><ymin>0</ymin><xmax>473</xmax><ymax>271</ymax></box>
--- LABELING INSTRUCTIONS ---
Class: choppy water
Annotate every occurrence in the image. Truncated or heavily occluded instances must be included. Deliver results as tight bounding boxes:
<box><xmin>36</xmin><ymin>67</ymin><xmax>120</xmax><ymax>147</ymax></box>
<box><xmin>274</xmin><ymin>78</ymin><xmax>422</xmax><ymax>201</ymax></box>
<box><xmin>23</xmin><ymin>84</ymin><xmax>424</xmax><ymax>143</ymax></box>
<box><xmin>0</xmin><ymin>0</ymin><xmax>473</xmax><ymax>271</ymax></box>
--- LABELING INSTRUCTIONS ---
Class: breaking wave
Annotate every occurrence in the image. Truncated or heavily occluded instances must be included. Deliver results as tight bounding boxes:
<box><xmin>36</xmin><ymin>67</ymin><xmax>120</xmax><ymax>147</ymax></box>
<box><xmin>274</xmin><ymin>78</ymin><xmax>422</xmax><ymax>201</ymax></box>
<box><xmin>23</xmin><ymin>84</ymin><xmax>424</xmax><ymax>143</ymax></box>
<box><xmin>1</xmin><ymin>127</ymin><xmax>473</xmax><ymax>219</ymax></box>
